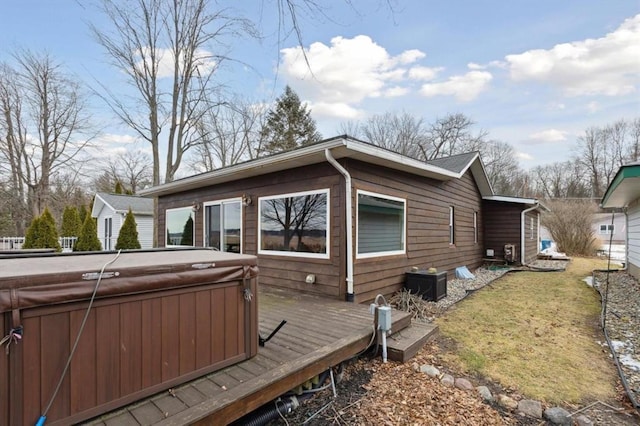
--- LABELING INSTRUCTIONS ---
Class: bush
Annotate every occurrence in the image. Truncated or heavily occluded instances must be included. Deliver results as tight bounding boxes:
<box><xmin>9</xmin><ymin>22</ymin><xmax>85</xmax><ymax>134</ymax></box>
<box><xmin>116</xmin><ymin>208</ymin><xmax>141</xmax><ymax>250</ymax></box>
<box><xmin>75</xmin><ymin>214</ymin><xmax>102</xmax><ymax>251</ymax></box>
<box><xmin>542</xmin><ymin>199</ymin><xmax>599</xmax><ymax>256</ymax></box>
<box><xmin>60</xmin><ymin>205</ymin><xmax>82</xmax><ymax>237</ymax></box>
<box><xmin>22</xmin><ymin>208</ymin><xmax>62</xmax><ymax>252</ymax></box>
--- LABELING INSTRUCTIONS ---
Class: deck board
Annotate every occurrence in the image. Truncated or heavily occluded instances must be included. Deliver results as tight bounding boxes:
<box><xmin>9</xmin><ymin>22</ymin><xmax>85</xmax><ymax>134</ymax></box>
<box><xmin>84</xmin><ymin>287</ymin><xmax>412</xmax><ymax>426</ymax></box>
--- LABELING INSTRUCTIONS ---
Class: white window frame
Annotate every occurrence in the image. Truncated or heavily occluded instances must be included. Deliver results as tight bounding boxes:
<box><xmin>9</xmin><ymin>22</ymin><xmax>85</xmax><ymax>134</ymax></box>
<box><xmin>599</xmin><ymin>224</ymin><xmax>614</xmax><ymax>234</ymax></box>
<box><xmin>473</xmin><ymin>211</ymin><xmax>478</xmax><ymax>244</ymax></box>
<box><xmin>356</xmin><ymin>190</ymin><xmax>406</xmax><ymax>259</ymax></box>
<box><xmin>530</xmin><ymin>217</ymin><xmax>534</xmax><ymax>240</ymax></box>
<box><xmin>165</xmin><ymin>206</ymin><xmax>195</xmax><ymax>247</ymax></box>
<box><xmin>203</xmin><ymin>197</ymin><xmax>243</xmax><ymax>253</ymax></box>
<box><xmin>449</xmin><ymin>206</ymin><xmax>455</xmax><ymax>245</ymax></box>
<box><xmin>258</xmin><ymin>188</ymin><xmax>330</xmax><ymax>259</ymax></box>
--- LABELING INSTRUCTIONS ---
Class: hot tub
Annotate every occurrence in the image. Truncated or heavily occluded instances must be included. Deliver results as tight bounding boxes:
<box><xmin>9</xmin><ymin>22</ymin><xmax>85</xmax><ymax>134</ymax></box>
<box><xmin>0</xmin><ymin>249</ymin><xmax>258</xmax><ymax>426</ymax></box>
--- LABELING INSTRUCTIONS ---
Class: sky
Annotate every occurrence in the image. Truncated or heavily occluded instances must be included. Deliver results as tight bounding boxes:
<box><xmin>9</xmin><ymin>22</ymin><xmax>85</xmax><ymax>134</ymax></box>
<box><xmin>1</xmin><ymin>0</ymin><xmax>639</xmax><ymax>173</ymax></box>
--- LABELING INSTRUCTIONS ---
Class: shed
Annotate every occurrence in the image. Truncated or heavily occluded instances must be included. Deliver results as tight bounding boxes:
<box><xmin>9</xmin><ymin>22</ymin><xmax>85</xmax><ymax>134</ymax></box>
<box><xmin>601</xmin><ymin>161</ymin><xmax>640</xmax><ymax>279</ymax></box>
<box><xmin>482</xmin><ymin>195</ymin><xmax>548</xmax><ymax>265</ymax></box>
<box><xmin>140</xmin><ymin>136</ymin><xmax>496</xmax><ymax>303</ymax></box>
<box><xmin>91</xmin><ymin>193</ymin><xmax>154</xmax><ymax>250</ymax></box>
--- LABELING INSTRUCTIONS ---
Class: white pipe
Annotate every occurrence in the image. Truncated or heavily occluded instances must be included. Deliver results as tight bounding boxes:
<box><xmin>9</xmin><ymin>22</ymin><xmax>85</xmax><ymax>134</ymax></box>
<box><xmin>325</xmin><ymin>149</ymin><xmax>354</xmax><ymax>300</ymax></box>
<box><xmin>381</xmin><ymin>331</ymin><xmax>388</xmax><ymax>363</ymax></box>
<box><xmin>521</xmin><ymin>204</ymin><xmax>539</xmax><ymax>266</ymax></box>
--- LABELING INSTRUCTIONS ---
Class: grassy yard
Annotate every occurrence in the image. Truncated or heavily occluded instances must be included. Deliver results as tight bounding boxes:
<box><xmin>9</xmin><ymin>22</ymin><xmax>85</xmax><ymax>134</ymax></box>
<box><xmin>436</xmin><ymin>257</ymin><xmax>619</xmax><ymax>405</ymax></box>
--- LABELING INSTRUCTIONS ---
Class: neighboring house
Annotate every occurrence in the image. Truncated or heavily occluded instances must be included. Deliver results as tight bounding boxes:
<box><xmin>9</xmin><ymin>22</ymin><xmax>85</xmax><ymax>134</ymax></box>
<box><xmin>91</xmin><ymin>192</ymin><xmax>154</xmax><ymax>250</ymax></box>
<box><xmin>601</xmin><ymin>161</ymin><xmax>640</xmax><ymax>280</ymax></box>
<box><xmin>592</xmin><ymin>212</ymin><xmax>626</xmax><ymax>245</ymax></box>
<box><xmin>481</xmin><ymin>196</ymin><xmax>548</xmax><ymax>265</ymax></box>
<box><xmin>141</xmin><ymin>136</ymin><xmax>499</xmax><ymax>303</ymax></box>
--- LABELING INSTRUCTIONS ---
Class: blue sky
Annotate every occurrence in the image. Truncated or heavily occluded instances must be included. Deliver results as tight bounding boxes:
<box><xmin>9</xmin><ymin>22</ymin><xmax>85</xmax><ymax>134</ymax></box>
<box><xmin>1</xmin><ymin>1</ymin><xmax>638</xmax><ymax>172</ymax></box>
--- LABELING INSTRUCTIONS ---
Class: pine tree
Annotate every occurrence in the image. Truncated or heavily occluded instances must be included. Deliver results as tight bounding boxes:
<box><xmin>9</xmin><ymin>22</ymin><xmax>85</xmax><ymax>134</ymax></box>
<box><xmin>60</xmin><ymin>206</ymin><xmax>82</xmax><ymax>237</ymax></box>
<box><xmin>116</xmin><ymin>208</ymin><xmax>141</xmax><ymax>250</ymax></box>
<box><xmin>75</xmin><ymin>214</ymin><xmax>102</xmax><ymax>251</ymax></box>
<box><xmin>114</xmin><ymin>181</ymin><xmax>124</xmax><ymax>194</ymax></box>
<box><xmin>22</xmin><ymin>216</ymin><xmax>42</xmax><ymax>249</ymax></box>
<box><xmin>180</xmin><ymin>216</ymin><xmax>194</xmax><ymax>246</ymax></box>
<box><xmin>78</xmin><ymin>204</ymin><xmax>88</xmax><ymax>224</ymax></box>
<box><xmin>260</xmin><ymin>85</ymin><xmax>322</xmax><ymax>155</ymax></box>
<box><xmin>40</xmin><ymin>208</ymin><xmax>62</xmax><ymax>252</ymax></box>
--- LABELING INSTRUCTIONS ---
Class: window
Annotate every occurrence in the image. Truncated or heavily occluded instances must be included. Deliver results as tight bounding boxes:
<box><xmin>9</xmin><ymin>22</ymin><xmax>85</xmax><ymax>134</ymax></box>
<box><xmin>165</xmin><ymin>207</ymin><xmax>194</xmax><ymax>247</ymax></box>
<box><xmin>204</xmin><ymin>199</ymin><xmax>242</xmax><ymax>253</ymax></box>
<box><xmin>357</xmin><ymin>191</ymin><xmax>406</xmax><ymax>258</ymax></box>
<box><xmin>530</xmin><ymin>217</ymin><xmax>534</xmax><ymax>240</ymax></box>
<box><xmin>449</xmin><ymin>206</ymin><xmax>455</xmax><ymax>245</ymax></box>
<box><xmin>599</xmin><ymin>224</ymin><xmax>614</xmax><ymax>234</ymax></box>
<box><xmin>473</xmin><ymin>211</ymin><xmax>478</xmax><ymax>244</ymax></box>
<box><xmin>259</xmin><ymin>189</ymin><xmax>329</xmax><ymax>258</ymax></box>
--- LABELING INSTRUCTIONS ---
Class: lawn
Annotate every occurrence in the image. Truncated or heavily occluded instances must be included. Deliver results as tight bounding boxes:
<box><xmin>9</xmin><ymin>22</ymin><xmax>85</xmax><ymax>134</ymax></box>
<box><xmin>436</xmin><ymin>257</ymin><xmax>619</xmax><ymax>405</ymax></box>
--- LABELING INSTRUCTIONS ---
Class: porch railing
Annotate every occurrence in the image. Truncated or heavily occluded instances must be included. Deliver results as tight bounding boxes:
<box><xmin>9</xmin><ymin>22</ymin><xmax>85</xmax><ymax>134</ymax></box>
<box><xmin>1</xmin><ymin>236</ymin><xmax>78</xmax><ymax>252</ymax></box>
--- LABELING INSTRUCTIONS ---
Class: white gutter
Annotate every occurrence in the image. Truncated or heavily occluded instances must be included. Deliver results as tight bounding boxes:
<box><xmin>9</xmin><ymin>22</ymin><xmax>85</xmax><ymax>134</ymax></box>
<box><xmin>325</xmin><ymin>149</ymin><xmax>354</xmax><ymax>301</ymax></box>
<box><xmin>521</xmin><ymin>204</ymin><xmax>539</xmax><ymax>266</ymax></box>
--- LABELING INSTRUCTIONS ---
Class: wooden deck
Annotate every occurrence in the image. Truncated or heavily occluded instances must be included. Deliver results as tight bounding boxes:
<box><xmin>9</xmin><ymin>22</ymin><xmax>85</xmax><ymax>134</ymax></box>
<box><xmin>84</xmin><ymin>288</ymin><xmax>417</xmax><ymax>426</ymax></box>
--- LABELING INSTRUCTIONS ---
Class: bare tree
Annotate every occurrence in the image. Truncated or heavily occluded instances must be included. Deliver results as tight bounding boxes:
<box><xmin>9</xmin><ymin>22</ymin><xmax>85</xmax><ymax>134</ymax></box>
<box><xmin>0</xmin><ymin>51</ymin><xmax>92</xmax><ymax>233</ymax></box>
<box><xmin>189</xmin><ymin>98</ymin><xmax>267</xmax><ymax>173</ymax></box>
<box><xmin>357</xmin><ymin>111</ymin><xmax>426</xmax><ymax>158</ymax></box>
<box><xmin>92</xmin><ymin>0</ymin><xmax>255</xmax><ymax>184</ymax></box>
<box><xmin>422</xmin><ymin>113</ymin><xmax>488</xmax><ymax>160</ymax></box>
<box><xmin>92</xmin><ymin>150</ymin><xmax>153</xmax><ymax>194</ymax></box>
<box><xmin>479</xmin><ymin>140</ymin><xmax>521</xmax><ymax>196</ymax></box>
<box><xmin>529</xmin><ymin>160</ymin><xmax>590</xmax><ymax>199</ymax></box>
<box><xmin>626</xmin><ymin>117</ymin><xmax>640</xmax><ymax>163</ymax></box>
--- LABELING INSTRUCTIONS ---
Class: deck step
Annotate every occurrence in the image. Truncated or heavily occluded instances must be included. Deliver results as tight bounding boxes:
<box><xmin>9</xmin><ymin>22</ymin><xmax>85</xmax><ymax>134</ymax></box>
<box><xmin>386</xmin><ymin>321</ymin><xmax>439</xmax><ymax>363</ymax></box>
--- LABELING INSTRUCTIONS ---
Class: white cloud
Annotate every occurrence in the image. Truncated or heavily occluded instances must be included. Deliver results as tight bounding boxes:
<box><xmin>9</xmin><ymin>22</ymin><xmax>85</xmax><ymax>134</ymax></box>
<box><xmin>98</xmin><ymin>133</ymin><xmax>138</xmax><ymax>145</ymax></box>
<box><xmin>467</xmin><ymin>62</ymin><xmax>486</xmax><ymax>70</ymax></box>
<box><xmin>515</xmin><ymin>152</ymin><xmax>534</xmax><ymax>161</ymax></box>
<box><xmin>408</xmin><ymin>65</ymin><xmax>443</xmax><ymax>81</ymax></box>
<box><xmin>280</xmin><ymin>35</ymin><xmax>425</xmax><ymax>104</ymax></box>
<box><xmin>529</xmin><ymin>129</ymin><xmax>568</xmax><ymax>143</ymax></box>
<box><xmin>383</xmin><ymin>86</ymin><xmax>410</xmax><ymax>97</ymax></box>
<box><xmin>587</xmin><ymin>101</ymin><xmax>600</xmax><ymax>113</ymax></box>
<box><xmin>135</xmin><ymin>47</ymin><xmax>217</xmax><ymax>79</ymax></box>
<box><xmin>419</xmin><ymin>70</ymin><xmax>493</xmax><ymax>102</ymax></box>
<box><xmin>505</xmin><ymin>14</ymin><xmax>640</xmax><ymax>96</ymax></box>
<box><xmin>307</xmin><ymin>101</ymin><xmax>363</xmax><ymax>120</ymax></box>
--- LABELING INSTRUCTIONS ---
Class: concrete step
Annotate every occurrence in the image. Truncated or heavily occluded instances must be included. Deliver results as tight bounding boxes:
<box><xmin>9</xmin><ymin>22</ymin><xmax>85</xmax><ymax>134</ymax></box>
<box><xmin>386</xmin><ymin>321</ymin><xmax>439</xmax><ymax>363</ymax></box>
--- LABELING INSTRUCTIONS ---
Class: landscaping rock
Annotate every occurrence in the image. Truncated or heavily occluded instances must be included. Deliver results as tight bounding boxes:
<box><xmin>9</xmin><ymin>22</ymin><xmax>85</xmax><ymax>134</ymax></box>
<box><xmin>419</xmin><ymin>364</ymin><xmax>440</xmax><ymax>377</ymax></box>
<box><xmin>517</xmin><ymin>399</ymin><xmax>542</xmax><ymax>418</ymax></box>
<box><xmin>544</xmin><ymin>406</ymin><xmax>572</xmax><ymax>425</ymax></box>
<box><xmin>454</xmin><ymin>377</ymin><xmax>473</xmax><ymax>391</ymax></box>
<box><xmin>440</xmin><ymin>374</ymin><xmax>455</xmax><ymax>387</ymax></box>
<box><xmin>496</xmin><ymin>394</ymin><xmax>518</xmax><ymax>410</ymax></box>
<box><xmin>575</xmin><ymin>414</ymin><xmax>594</xmax><ymax>426</ymax></box>
<box><xmin>476</xmin><ymin>386</ymin><xmax>493</xmax><ymax>402</ymax></box>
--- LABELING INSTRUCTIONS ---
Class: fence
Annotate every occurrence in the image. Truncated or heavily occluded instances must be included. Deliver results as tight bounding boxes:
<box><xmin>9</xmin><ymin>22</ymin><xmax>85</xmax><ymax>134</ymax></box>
<box><xmin>0</xmin><ymin>236</ymin><xmax>78</xmax><ymax>252</ymax></box>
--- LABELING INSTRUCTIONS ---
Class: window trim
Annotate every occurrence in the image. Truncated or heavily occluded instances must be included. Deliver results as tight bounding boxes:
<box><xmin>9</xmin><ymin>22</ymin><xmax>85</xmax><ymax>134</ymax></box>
<box><xmin>165</xmin><ymin>206</ymin><xmax>195</xmax><ymax>247</ymax></box>
<box><xmin>202</xmin><ymin>197</ymin><xmax>243</xmax><ymax>253</ymax></box>
<box><xmin>258</xmin><ymin>188</ymin><xmax>330</xmax><ymax>259</ymax></box>
<box><xmin>356</xmin><ymin>189</ymin><xmax>407</xmax><ymax>259</ymax></box>
<box><xmin>473</xmin><ymin>211</ymin><xmax>478</xmax><ymax>244</ymax></box>
<box><xmin>530</xmin><ymin>217</ymin><xmax>535</xmax><ymax>240</ymax></box>
<box><xmin>599</xmin><ymin>224</ymin><xmax>614</xmax><ymax>234</ymax></box>
<box><xmin>449</xmin><ymin>206</ymin><xmax>455</xmax><ymax>245</ymax></box>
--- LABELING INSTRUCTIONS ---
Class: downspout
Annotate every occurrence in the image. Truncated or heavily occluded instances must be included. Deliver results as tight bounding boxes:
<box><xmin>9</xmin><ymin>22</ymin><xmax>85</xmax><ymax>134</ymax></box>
<box><xmin>325</xmin><ymin>149</ymin><xmax>355</xmax><ymax>301</ymax></box>
<box><xmin>520</xmin><ymin>203</ymin><xmax>539</xmax><ymax>266</ymax></box>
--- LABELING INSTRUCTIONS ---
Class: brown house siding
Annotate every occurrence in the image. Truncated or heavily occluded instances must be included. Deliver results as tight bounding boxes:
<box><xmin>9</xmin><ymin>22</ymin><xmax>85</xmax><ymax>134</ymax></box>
<box><xmin>483</xmin><ymin>200</ymin><xmax>541</xmax><ymax>264</ymax></box>
<box><xmin>157</xmin><ymin>158</ymin><xmax>486</xmax><ymax>303</ymax></box>
<box><xmin>348</xmin><ymin>160</ymin><xmax>484</xmax><ymax>302</ymax></box>
<box><xmin>157</xmin><ymin>163</ymin><xmax>346</xmax><ymax>299</ymax></box>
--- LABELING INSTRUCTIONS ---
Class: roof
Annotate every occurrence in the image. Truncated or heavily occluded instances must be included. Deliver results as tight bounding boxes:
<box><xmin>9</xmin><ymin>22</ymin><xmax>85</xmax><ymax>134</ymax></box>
<box><xmin>140</xmin><ymin>135</ymin><xmax>494</xmax><ymax>198</ymax></box>
<box><xmin>483</xmin><ymin>195</ymin><xmax>550</xmax><ymax>212</ymax></box>
<box><xmin>92</xmin><ymin>193</ymin><xmax>154</xmax><ymax>217</ymax></box>
<box><xmin>601</xmin><ymin>162</ymin><xmax>640</xmax><ymax>208</ymax></box>
<box><xmin>426</xmin><ymin>151</ymin><xmax>480</xmax><ymax>174</ymax></box>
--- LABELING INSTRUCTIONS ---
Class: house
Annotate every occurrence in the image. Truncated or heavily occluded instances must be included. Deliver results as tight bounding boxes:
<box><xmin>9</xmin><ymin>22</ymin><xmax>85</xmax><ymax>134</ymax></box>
<box><xmin>91</xmin><ymin>192</ymin><xmax>154</xmax><ymax>250</ymax></box>
<box><xmin>140</xmin><ymin>136</ymin><xmax>498</xmax><ymax>303</ymax></box>
<box><xmin>481</xmin><ymin>195</ymin><xmax>548</xmax><ymax>265</ymax></box>
<box><xmin>601</xmin><ymin>161</ymin><xmax>640</xmax><ymax>280</ymax></box>
<box><xmin>592</xmin><ymin>212</ymin><xmax>626</xmax><ymax>245</ymax></box>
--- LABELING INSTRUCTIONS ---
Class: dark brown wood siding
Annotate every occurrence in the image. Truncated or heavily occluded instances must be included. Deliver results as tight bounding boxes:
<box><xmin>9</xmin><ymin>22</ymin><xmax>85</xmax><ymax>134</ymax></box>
<box><xmin>348</xmin><ymin>159</ymin><xmax>484</xmax><ymax>302</ymax></box>
<box><xmin>523</xmin><ymin>210</ymin><xmax>540</xmax><ymax>264</ymax></box>
<box><xmin>158</xmin><ymin>163</ymin><xmax>346</xmax><ymax>299</ymax></box>
<box><xmin>482</xmin><ymin>200</ymin><xmax>522</xmax><ymax>262</ymax></box>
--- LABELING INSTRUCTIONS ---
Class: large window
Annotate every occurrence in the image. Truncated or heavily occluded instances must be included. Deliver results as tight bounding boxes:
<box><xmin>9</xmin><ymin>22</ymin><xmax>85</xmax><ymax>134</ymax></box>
<box><xmin>165</xmin><ymin>207</ymin><xmax>194</xmax><ymax>247</ymax></box>
<box><xmin>204</xmin><ymin>199</ymin><xmax>242</xmax><ymax>253</ymax></box>
<box><xmin>259</xmin><ymin>189</ymin><xmax>329</xmax><ymax>258</ymax></box>
<box><xmin>357</xmin><ymin>191</ymin><xmax>406</xmax><ymax>258</ymax></box>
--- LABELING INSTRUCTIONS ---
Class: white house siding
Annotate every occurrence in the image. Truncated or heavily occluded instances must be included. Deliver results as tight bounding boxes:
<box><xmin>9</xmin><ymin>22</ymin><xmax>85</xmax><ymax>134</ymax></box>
<box><xmin>96</xmin><ymin>209</ymin><xmax>154</xmax><ymax>250</ymax></box>
<box><xmin>135</xmin><ymin>216</ymin><xmax>154</xmax><ymax>249</ymax></box>
<box><xmin>628</xmin><ymin>199</ymin><xmax>640</xmax><ymax>280</ymax></box>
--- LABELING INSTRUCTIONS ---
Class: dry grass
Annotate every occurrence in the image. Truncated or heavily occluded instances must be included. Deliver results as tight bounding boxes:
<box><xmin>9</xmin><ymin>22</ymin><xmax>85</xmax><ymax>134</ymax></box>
<box><xmin>436</xmin><ymin>257</ymin><xmax>619</xmax><ymax>405</ymax></box>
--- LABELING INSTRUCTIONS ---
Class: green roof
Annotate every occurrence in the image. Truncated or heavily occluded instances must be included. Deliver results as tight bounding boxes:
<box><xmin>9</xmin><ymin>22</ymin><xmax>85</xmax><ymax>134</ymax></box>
<box><xmin>601</xmin><ymin>162</ymin><xmax>640</xmax><ymax>208</ymax></box>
